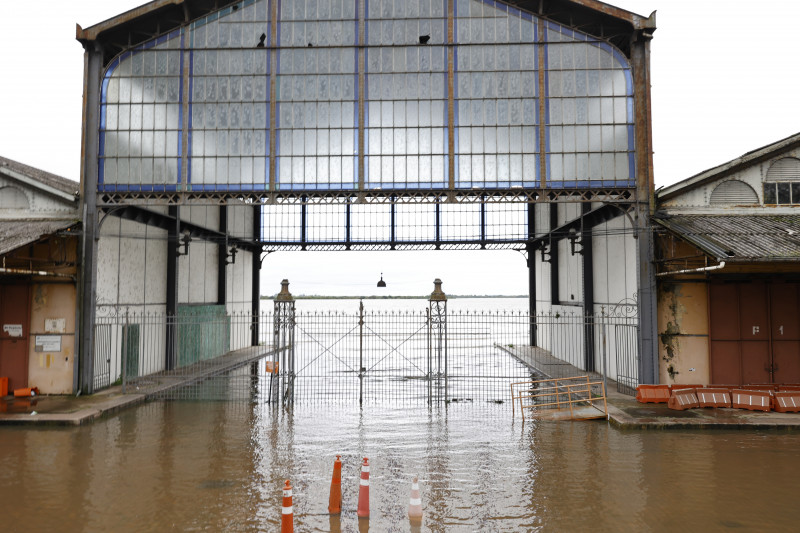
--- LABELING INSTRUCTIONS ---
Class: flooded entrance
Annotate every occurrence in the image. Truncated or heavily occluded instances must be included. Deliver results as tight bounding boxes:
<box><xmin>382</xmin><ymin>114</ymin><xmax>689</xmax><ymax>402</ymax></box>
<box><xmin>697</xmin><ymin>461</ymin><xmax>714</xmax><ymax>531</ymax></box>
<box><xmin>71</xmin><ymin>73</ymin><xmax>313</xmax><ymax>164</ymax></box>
<box><xmin>2</xmin><ymin>401</ymin><xmax>799</xmax><ymax>532</ymax></box>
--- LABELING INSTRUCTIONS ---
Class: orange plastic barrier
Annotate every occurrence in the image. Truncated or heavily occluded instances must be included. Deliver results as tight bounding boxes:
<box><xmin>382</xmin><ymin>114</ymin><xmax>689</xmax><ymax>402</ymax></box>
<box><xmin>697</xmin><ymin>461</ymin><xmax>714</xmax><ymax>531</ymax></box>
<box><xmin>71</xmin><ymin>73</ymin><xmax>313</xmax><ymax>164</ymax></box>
<box><xmin>281</xmin><ymin>480</ymin><xmax>293</xmax><ymax>533</ymax></box>
<box><xmin>328</xmin><ymin>455</ymin><xmax>342</xmax><ymax>514</ymax></box>
<box><xmin>742</xmin><ymin>384</ymin><xmax>778</xmax><ymax>392</ymax></box>
<box><xmin>695</xmin><ymin>388</ymin><xmax>731</xmax><ymax>408</ymax></box>
<box><xmin>773</xmin><ymin>391</ymin><xmax>800</xmax><ymax>413</ymax></box>
<box><xmin>731</xmin><ymin>389</ymin><xmax>772</xmax><ymax>412</ymax></box>
<box><xmin>636</xmin><ymin>385</ymin><xmax>670</xmax><ymax>403</ymax></box>
<box><xmin>13</xmin><ymin>387</ymin><xmax>39</xmax><ymax>398</ymax></box>
<box><xmin>357</xmin><ymin>458</ymin><xmax>370</xmax><ymax>518</ymax></box>
<box><xmin>671</xmin><ymin>384</ymin><xmax>702</xmax><ymax>391</ymax></box>
<box><xmin>0</xmin><ymin>377</ymin><xmax>8</xmax><ymax>396</ymax></box>
<box><xmin>668</xmin><ymin>388</ymin><xmax>699</xmax><ymax>410</ymax></box>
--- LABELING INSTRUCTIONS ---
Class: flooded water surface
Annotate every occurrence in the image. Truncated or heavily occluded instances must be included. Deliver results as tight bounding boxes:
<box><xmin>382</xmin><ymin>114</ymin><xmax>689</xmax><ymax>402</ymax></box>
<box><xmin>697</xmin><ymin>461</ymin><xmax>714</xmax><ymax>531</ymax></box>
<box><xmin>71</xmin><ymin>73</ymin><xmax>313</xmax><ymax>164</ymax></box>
<box><xmin>1</xmin><ymin>401</ymin><xmax>799</xmax><ymax>532</ymax></box>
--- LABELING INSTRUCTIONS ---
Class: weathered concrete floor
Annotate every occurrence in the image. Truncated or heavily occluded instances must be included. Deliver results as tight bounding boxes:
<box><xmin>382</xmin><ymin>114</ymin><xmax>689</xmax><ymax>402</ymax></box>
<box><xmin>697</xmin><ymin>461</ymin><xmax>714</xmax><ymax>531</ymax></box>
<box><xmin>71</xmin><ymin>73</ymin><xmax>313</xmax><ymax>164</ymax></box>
<box><xmin>0</xmin><ymin>345</ymin><xmax>278</xmax><ymax>426</ymax></box>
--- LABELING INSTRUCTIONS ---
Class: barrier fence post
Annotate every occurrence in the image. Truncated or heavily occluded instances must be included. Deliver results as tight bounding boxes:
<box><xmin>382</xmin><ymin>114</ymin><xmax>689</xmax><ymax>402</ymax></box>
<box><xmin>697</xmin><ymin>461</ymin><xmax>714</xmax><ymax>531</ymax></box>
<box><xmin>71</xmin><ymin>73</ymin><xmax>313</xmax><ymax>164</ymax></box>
<box><xmin>328</xmin><ymin>455</ymin><xmax>342</xmax><ymax>514</ymax></box>
<box><xmin>408</xmin><ymin>476</ymin><xmax>423</xmax><ymax>523</ymax></box>
<box><xmin>428</xmin><ymin>279</ymin><xmax>447</xmax><ymax>403</ymax></box>
<box><xmin>357</xmin><ymin>457</ymin><xmax>370</xmax><ymax>518</ymax></box>
<box><xmin>273</xmin><ymin>279</ymin><xmax>295</xmax><ymax>405</ymax></box>
<box><xmin>121</xmin><ymin>309</ymin><xmax>129</xmax><ymax>394</ymax></box>
<box><xmin>281</xmin><ymin>479</ymin><xmax>293</xmax><ymax>533</ymax></box>
<box><xmin>359</xmin><ymin>299</ymin><xmax>364</xmax><ymax>406</ymax></box>
<box><xmin>600</xmin><ymin>308</ymin><xmax>608</xmax><ymax>396</ymax></box>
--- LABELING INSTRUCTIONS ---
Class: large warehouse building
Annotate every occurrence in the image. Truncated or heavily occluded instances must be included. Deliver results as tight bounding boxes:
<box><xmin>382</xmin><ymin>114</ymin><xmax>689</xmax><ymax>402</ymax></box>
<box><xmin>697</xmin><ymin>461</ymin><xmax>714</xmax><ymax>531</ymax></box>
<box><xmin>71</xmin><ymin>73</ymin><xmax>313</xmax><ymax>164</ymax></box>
<box><xmin>73</xmin><ymin>0</ymin><xmax>657</xmax><ymax>394</ymax></box>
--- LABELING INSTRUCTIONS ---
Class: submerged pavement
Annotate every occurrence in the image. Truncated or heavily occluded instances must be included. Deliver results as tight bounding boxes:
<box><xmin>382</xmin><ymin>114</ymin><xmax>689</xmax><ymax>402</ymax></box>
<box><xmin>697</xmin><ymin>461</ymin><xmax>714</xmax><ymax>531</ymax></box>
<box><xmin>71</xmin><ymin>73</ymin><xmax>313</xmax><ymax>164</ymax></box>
<box><xmin>2</xmin><ymin>383</ymin><xmax>800</xmax><ymax>429</ymax></box>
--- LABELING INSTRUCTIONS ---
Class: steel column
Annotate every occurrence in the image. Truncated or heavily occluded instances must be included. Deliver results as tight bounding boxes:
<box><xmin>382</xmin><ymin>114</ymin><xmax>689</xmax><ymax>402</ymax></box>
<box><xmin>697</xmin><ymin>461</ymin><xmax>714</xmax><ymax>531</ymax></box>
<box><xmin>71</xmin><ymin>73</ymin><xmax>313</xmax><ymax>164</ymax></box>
<box><xmin>251</xmin><ymin>204</ymin><xmax>261</xmax><ymax>346</ymax></box>
<box><xmin>166</xmin><ymin>205</ymin><xmax>179</xmax><ymax>371</ymax></box>
<box><xmin>549</xmin><ymin>203</ymin><xmax>559</xmax><ymax>304</ymax></box>
<box><xmin>217</xmin><ymin>206</ymin><xmax>227</xmax><ymax>305</ymax></box>
<box><xmin>78</xmin><ymin>42</ymin><xmax>103</xmax><ymax>394</ymax></box>
<box><xmin>527</xmin><ymin>202</ymin><xmax>537</xmax><ymax>346</ymax></box>
<box><xmin>632</xmin><ymin>30</ymin><xmax>658</xmax><ymax>385</ymax></box>
<box><xmin>581</xmin><ymin>203</ymin><xmax>595</xmax><ymax>372</ymax></box>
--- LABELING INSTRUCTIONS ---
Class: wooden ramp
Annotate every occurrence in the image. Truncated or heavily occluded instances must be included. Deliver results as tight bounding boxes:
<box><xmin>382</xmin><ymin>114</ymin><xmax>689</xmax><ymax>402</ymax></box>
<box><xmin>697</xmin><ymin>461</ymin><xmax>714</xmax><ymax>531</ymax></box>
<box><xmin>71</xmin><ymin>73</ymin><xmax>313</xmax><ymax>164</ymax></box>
<box><xmin>511</xmin><ymin>376</ymin><xmax>608</xmax><ymax>422</ymax></box>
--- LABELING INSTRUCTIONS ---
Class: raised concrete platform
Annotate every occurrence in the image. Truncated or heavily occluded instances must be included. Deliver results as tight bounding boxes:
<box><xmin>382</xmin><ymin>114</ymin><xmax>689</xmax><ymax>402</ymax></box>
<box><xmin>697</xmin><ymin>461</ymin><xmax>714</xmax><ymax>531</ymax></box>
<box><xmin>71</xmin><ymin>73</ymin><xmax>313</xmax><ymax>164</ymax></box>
<box><xmin>0</xmin><ymin>345</ymin><xmax>277</xmax><ymax>426</ymax></box>
<box><xmin>502</xmin><ymin>344</ymin><xmax>800</xmax><ymax>430</ymax></box>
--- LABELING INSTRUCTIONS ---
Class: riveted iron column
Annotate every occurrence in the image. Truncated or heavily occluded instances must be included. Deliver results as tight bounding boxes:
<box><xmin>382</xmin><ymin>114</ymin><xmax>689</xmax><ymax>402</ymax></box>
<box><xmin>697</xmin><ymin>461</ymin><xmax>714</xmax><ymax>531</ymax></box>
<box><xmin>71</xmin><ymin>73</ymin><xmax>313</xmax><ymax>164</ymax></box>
<box><xmin>78</xmin><ymin>41</ymin><xmax>103</xmax><ymax>394</ymax></box>
<box><xmin>272</xmin><ymin>279</ymin><xmax>295</xmax><ymax>405</ymax></box>
<box><xmin>428</xmin><ymin>279</ymin><xmax>448</xmax><ymax>403</ymax></box>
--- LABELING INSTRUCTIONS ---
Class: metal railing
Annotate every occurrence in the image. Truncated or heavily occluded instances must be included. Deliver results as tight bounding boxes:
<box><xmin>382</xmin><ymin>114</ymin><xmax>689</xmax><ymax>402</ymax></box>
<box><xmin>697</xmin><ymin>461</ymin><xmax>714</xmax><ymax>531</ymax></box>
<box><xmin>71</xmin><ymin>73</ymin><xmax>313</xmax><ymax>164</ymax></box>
<box><xmin>512</xmin><ymin>376</ymin><xmax>608</xmax><ymax>422</ymax></box>
<box><xmin>93</xmin><ymin>309</ymin><xmax>265</xmax><ymax>395</ymax></box>
<box><xmin>92</xmin><ymin>306</ymin><xmax>640</xmax><ymax>401</ymax></box>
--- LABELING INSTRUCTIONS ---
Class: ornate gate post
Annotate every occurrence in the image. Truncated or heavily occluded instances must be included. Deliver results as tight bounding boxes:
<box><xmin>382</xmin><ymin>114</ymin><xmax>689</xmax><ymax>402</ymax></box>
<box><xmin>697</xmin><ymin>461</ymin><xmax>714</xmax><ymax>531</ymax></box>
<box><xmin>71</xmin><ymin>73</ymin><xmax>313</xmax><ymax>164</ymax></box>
<box><xmin>428</xmin><ymin>278</ymin><xmax>447</xmax><ymax>403</ymax></box>
<box><xmin>272</xmin><ymin>279</ymin><xmax>295</xmax><ymax>404</ymax></box>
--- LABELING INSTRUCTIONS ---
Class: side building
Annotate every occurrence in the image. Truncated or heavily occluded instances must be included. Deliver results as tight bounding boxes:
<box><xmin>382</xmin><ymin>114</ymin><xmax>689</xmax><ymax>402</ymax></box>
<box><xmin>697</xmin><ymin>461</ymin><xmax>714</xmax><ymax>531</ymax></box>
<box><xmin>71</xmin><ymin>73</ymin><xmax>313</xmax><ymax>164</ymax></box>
<box><xmin>0</xmin><ymin>156</ymin><xmax>80</xmax><ymax>394</ymax></box>
<box><xmin>654</xmin><ymin>133</ymin><xmax>800</xmax><ymax>386</ymax></box>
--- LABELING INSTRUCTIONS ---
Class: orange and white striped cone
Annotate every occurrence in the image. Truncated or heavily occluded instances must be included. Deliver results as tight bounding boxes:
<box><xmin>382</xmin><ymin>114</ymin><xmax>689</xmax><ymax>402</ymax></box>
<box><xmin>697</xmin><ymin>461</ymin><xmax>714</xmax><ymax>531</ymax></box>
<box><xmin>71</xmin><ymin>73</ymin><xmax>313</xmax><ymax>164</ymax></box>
<box><xmin>328</xmin><ymin>455</ymin><xmax>342</xmax><ymax>514</ymax></box>
<box><xmin>408</xmin><ymin>476</ymin><xmax>423</xmax><ymax>523</ymax></box>
<box><xmin>356</xmin><ymin>457</ymin><xmax>370</xmax><ymax>518</ymax></box>
<box><xmin>281</xmin><ymin>480</ymin><xmax>293</xmax><ymax>533</ymax></box>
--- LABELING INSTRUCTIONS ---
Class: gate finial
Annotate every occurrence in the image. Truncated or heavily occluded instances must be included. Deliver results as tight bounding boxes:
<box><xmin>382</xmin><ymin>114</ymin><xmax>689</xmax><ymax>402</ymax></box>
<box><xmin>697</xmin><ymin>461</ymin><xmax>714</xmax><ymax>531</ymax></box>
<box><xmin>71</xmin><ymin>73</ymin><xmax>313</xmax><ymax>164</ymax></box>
<box><xmin>276</xmin><ymin>279</ymin><xmax>294</xmax><ymax>302</ymax></box>
<box><xmin>430</xmin><ymin>278</ymin><xmax>446</xmax><ymax>301</ymax></box>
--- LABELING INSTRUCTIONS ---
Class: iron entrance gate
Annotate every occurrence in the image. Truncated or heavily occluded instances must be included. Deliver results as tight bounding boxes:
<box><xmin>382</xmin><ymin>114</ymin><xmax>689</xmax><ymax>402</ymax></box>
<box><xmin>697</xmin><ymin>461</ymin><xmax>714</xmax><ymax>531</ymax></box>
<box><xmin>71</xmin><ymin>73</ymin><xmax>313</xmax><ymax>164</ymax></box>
<box><xmin>267</xmin><ymin>300</ymin><xmax>536</xmax><ymax>405</ymax></box>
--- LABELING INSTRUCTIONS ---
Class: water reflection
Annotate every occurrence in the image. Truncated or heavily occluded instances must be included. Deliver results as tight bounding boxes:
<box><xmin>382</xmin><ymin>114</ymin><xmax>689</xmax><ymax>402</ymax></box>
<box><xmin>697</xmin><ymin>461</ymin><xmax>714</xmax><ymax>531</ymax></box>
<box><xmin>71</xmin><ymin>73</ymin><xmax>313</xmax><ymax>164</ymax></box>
<box><xmin>1</xmin><ymin>401</ymin><xmax>800</xmax><ymax>531</ymax></box>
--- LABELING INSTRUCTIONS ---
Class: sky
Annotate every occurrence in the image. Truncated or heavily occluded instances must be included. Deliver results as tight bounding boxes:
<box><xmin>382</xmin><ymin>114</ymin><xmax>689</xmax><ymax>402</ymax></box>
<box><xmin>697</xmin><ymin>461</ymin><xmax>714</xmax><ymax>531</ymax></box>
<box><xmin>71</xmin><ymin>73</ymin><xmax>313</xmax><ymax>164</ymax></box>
<box><xmin>2</xmin><ymin>1</ymin><xmax>799</xmax><ymax>296</ymax></box>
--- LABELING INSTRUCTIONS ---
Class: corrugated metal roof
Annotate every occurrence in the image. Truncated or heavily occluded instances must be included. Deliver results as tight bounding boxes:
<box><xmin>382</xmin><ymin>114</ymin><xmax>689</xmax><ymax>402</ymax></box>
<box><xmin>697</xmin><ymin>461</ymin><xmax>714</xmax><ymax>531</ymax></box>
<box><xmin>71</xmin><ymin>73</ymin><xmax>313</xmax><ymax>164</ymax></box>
<box><xmin>0</xmin><ymin>156</ymin><xmax>78</xmax><ymax>196</ymax></box>
<box><xmin>0</xmin><ymin>220</ymin><xmax>78</xmax><ymax>257</ymax></box>
<box><xmin>654</xmin><ymin>215</ymin><xmax>800</xmax><ymax>262</ymax></box>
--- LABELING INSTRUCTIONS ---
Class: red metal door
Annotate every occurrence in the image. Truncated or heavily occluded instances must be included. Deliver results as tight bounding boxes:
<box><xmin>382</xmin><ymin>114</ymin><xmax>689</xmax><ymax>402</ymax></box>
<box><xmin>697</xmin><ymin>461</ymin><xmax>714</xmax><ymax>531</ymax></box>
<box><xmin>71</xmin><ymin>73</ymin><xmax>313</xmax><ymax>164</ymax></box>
<box><xmin>709</xmin><ymin>283</ymin><xmax>742</xmax><ymax>384</ymax></box>
<box><xmin>0</xmin><ymin>284</ymin><xmax>30</xmax><ymax>391</ymax></box>
<box><xmin>771</xmin><ymin>283</ymin><xmax>800</xmax><ymax>383</ymax></box>
<box><xmin>710</xmin><ymin>281</ymin><xmax>800</xmax><ymax>386</ymax></box>
<box><xmin>739</xmin><ymin>283</ymin><xmax>770</xmax><ymax>384</ymax></box>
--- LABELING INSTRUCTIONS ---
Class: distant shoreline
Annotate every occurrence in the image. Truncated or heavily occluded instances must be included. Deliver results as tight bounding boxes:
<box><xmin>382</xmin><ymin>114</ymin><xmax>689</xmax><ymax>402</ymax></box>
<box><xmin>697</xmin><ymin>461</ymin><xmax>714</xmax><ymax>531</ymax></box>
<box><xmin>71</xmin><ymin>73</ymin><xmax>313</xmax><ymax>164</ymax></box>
<box><xmin>261</xmin><ymin>295</ymin><xmax>527</xmax><ymax>300</ymax></box>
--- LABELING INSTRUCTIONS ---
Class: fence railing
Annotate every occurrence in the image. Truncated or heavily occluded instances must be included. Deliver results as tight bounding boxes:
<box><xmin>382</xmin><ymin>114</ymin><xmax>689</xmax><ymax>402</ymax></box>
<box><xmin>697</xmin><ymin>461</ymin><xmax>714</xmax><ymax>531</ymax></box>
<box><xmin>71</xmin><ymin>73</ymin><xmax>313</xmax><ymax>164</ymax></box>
<box><xmin>92</xmin><ymin>307</ymin><xmax>640</xmax><ymax>401</ymax></box>
<box><xmin>93</xmin><ymin>309</ymin><xmax>264</xmax><ymax>393</ymax></box>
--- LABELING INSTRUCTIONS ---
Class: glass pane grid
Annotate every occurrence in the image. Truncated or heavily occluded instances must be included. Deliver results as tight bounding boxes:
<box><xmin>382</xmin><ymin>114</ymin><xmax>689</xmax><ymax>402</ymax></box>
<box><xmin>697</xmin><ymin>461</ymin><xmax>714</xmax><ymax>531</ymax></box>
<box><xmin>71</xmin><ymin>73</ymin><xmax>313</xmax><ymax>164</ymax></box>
<box><xmin>98</xmin><ymin>0</ymin><xmax>637</xmax><ymax>193</ymax></box>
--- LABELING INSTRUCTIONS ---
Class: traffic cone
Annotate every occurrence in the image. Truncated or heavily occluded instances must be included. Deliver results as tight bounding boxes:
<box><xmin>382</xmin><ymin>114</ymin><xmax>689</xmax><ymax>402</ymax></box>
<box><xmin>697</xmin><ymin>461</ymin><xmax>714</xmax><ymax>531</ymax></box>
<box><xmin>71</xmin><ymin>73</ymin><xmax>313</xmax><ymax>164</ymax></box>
<box><xmin>357</xmin><ymin>457</ymin><xmax>370</xmax><ymax>518</ymax></box>
<box><xmin>281</xmin><ymin>479</ymin><xmax>293</xmax><ymax>533</ymax></box>
<box><xmin>408</xmin><ymin>476</ymin><xmax>423</xmax><ymax>522</ymax></box>
<box><xmin>328</xmin><ymin>455</ymin><xmax>342</xmax><ymax>514</ymax></box>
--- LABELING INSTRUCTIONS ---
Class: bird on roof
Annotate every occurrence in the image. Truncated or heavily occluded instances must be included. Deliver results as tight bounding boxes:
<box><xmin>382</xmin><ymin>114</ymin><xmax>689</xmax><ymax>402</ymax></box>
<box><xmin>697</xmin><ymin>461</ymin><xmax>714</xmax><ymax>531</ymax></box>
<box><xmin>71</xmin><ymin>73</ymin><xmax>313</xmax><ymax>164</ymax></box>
<box><xmin>257</xmin><ymin>33</ymin><xmax>266</xmax><ymax>48</ymax></box>
<box><xmin>419</xmin><ymin>35</ymin><xmax>430</xmax><ymax>45</ymax></box>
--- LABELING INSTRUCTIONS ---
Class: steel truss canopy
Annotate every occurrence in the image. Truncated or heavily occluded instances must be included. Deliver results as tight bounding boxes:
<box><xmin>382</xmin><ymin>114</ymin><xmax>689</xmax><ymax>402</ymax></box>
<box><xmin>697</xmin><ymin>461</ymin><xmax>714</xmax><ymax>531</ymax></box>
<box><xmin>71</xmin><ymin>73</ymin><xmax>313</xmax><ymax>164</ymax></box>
<box><xmin>78</xmin><ymin>0</ymin><xmax>655</xmax><ymax>201</ymax></box>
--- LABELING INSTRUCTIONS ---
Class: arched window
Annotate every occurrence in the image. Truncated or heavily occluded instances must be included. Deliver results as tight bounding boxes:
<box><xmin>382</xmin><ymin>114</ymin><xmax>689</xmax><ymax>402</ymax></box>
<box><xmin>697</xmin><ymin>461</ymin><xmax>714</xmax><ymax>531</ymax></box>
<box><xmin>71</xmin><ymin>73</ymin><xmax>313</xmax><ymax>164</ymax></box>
<box><xmin>710</xmin><ymin>180</ymin><xmax>758</xmax><ymax>205</ymax></box>
<box><xmin>764</xmin><ymin>157</ymin><xmax>800</xmax><ymax>204</ymax></box>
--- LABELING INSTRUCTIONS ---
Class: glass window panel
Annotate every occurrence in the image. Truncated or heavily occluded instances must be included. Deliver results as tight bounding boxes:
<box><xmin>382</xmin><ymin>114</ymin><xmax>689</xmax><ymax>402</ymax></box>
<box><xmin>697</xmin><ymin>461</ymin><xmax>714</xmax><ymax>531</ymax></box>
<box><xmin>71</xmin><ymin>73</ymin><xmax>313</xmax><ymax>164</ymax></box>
<box><xmin>578</xmin><ymin>153</ymin><xmax>591</xmax><ymax>178</ymax></box>
<box><xmin>560</xmin><ymin>154</ymin><xmax>575</xmax><ymax>180</ymax></box>
<box><xmin>778</xmin><ymin>182</ymin><xmax>791</xmax><ymax>204</ymax></box>
<box><xmin>792</xmin><ymin>183</ymin><xmax>800</xmax><ymax>204</ymax></box>
<box><xmin>575</xmin><ymin>126</ymin><xmax>588</xmax><ymax>152</ymax></box>
<box><xmin>523</xmin><ymin>154</ymin><xmax>536</xmax><ymax>182</ymax></box>
<box><xmin>615</xmin><ymin>153</ymin><xmax>629</xmax><ymax>181</ymax></box>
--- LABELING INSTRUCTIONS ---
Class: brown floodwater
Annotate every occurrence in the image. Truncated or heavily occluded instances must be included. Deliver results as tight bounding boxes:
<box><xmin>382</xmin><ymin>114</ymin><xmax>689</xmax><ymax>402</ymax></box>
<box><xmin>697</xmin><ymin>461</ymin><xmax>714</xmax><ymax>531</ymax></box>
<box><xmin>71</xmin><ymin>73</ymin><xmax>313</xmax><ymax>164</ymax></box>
<box><xmin>1</xmin><ymin>400</ymin><xmax>799</xmax><ymax>532</ymax></box>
